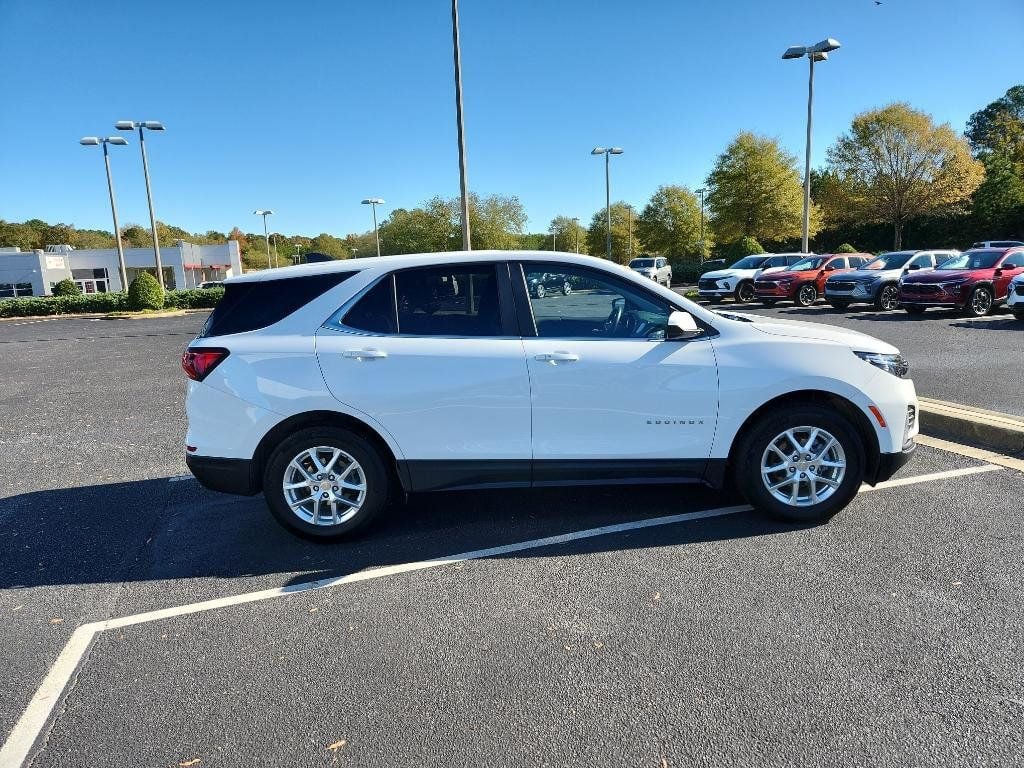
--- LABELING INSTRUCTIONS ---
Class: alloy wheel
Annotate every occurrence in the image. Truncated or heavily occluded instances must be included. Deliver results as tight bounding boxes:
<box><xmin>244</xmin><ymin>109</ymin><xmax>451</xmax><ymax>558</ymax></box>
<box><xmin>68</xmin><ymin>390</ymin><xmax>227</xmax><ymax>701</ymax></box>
<box><xmin>736</xmin><ymin>282</ymin><xmax>755</xmax><ymax>303</ymax></box>
<box><xmin>970</xmin><ymin>287</ymin><xmax>992</xmax><ymax>316</ymax></box>
<box><xmin>536</xmin><ymin>285</ymin><xmax>546</xmax><ymax>299</ymax></box>
<box><xmin>797</xmin><ymin>285</ymin><xmax>817</xmax><ymax>306</ymax></box>
<box><xmin>879</xmin><ymin>284</ymin><xmax>899</xmax><ymax>311</ymax></box>
<box><xmin>282</xmin><ymin>446</ymin><xmax>367</xmax><ymax>526</ymax></box>
<box><xmin>760</xmin><ymin>426</ymin><xmax>846</xmax><ymax>507</ymax></box>
<box><xmin>563</xmin><ymin>282</ymin><xmax>572</xmax><ymax>295</ymax></box>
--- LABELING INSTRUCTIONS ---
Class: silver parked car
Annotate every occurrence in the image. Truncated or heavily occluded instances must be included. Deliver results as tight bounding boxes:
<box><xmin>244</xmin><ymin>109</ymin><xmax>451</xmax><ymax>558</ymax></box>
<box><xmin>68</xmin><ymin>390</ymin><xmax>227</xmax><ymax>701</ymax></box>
<box><xmin>824</xmin><ymin>250</ymin><xmax>957</xmax><ymax>311</ymax></box>
<box><xmin>628</xmin><ymin>257</ymin><xmax>672</xmax><ymax>287</ymax></box>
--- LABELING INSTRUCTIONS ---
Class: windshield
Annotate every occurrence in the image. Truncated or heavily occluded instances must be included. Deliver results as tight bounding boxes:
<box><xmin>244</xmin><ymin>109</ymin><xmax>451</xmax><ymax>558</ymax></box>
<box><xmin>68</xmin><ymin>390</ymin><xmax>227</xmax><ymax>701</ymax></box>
<box><xmin>630</xmin><ymin>259</ymin><xmax>655</xmax><ymax>268</ymax></box>
<box><xmin>938</xmin><ymin>251</ymin><xmax>1001</xmax><ymax>270</ymax></box>
<box><xmin>730</xmin><ymin>256</ymin><xmax>769</xmax><ymax>269</ymax></box>
<box><xmin>863</xmin><ymin>252</ymin><xmax>914</xmax><ymax>270</ymax></box>
<box><xmin>789</xmin><ymin>257</ymin><xmax>825</xmax><ymax>271</ymax></box>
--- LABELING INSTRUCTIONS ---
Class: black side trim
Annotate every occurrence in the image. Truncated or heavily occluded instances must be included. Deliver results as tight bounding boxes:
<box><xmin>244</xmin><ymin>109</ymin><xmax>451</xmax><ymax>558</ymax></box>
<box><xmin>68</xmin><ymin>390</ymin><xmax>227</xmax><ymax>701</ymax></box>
<box><xmin>865</xmin><ymin>440</ymin><xmax>916</xmax><ymax>485</ymax></box>
<box><xmin>403</xmin><ymin>460</ymin><xmax>531</xmax><ymax>492</ymax></box>
<box><xmin>400</xmin><ymin>458</ymin><xmax>715</xmax><ymax>492</ymax></box>
<box><xmin>186</xmin><ymin>454</ymin><xmax>258</xmax><ymax>496</ymax></box>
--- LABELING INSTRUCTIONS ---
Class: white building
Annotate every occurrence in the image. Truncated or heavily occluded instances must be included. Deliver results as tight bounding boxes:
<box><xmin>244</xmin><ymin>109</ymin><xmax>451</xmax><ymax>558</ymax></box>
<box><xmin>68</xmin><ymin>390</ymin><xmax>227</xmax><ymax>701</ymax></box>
<box><xmin>0</xmin><ymin>240</ymin><xmax>243</xmax><ymax>297</ymax></box>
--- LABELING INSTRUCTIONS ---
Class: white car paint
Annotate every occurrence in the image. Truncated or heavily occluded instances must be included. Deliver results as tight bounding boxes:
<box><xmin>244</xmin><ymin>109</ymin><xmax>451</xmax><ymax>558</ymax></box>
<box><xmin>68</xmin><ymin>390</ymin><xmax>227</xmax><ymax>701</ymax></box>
<box><xmin>697</xmin><ymin>253</ymin><xmax>806</xmax><ymax>300</ymax></box>
<box><xmin>184</xmin><ymin>250</ymin><xmax>916</xmax><ymax>502</ymax></box>
<box><xmin>1009</xmin><ymin>273</ymin><xmax>1024</xmax><ymax>316</ymax></box>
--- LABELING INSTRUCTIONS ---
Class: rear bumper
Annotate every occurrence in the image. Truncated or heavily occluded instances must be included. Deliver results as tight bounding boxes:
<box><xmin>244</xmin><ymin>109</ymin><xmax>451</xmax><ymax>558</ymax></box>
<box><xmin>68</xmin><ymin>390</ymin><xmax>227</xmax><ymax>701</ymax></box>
<box><xmin>866</xmin><ymin>439</ymin><xmax>916</xmax><ymax>485</ymax></box>
<box><xmin>186</xmin><ymin>453</ymin><xmax>258</xmax><ymax>495</ymax></box>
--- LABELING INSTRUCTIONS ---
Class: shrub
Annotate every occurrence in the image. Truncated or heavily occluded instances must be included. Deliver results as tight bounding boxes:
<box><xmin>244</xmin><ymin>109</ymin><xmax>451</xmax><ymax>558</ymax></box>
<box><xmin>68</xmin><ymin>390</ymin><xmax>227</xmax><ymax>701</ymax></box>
<box><xmin>51</xmin><ymin>279</ymin><xmax>81</xmax><ymax>296</ymax></box>
<box><xmin>128</xmin><ymin>272</ymin><xmax>164</xmax><ymax>311</ymax></box>
<box><xmin>834</xmin><ymin>242</ymin><xmax>859</xmax><ymax>253</ymax></box>
<box><xmin>0</xmin><ymin>292</ymin><xmax>130</xmax><ymax>318</ymax></box>
<box><xmin>721</xmin><ymin>236</ymin><xmax>765</xmax><ymax>262</ymax></box>
<box><xmin>163</xmin><ymin>287</ymin><xmax>225</xmax><ymax>309</ymax></box>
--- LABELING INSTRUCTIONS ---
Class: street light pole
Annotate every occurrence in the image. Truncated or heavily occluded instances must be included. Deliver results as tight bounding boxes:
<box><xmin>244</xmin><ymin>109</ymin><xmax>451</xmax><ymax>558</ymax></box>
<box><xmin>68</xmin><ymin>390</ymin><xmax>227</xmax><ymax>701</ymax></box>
<box><xmin>361</xmin><ymin>198</ymin><xmax>385</xmax><ymax>257</ymax></box>
<box><xmin>627</xmin><ymin>205</ymin><xmax>633</xmax><ymax>260</ymax></box>
<box><xmin>591</xmin><ymin>147</ymin><xmax>623</xmax><ymax>260</ymax></box>
<box><xmin>572</xmin><ymin>217</ymin><xmax>580</xmax><ymax>254</ymax></box>
<box><xmin>80</xmin><ymin>136</ymin><xmax>129</xmax><ymax>291</ymax></box>
<box><xmin>253</xmin><ymin>210</ymin><xmax>274</xmax><ymax>268</ymax></box>
<box><xmin>783</xmin><ymin>38</ymin><xmax>840</xmax><ymax>254</ymax></box>
<box><xmin>695</xmin><ymin>187</ymin><xmax>706</xmax><ymax>252</ymax></box>
<box><xmin>452</xmin><ymin>0</ymin><xmax>472</xmax><ymax>250</ymax></box>
<box><xmin>116</xmin><ymin>121</ymin><xmax>166</xmax><ymax>288</ymax></box>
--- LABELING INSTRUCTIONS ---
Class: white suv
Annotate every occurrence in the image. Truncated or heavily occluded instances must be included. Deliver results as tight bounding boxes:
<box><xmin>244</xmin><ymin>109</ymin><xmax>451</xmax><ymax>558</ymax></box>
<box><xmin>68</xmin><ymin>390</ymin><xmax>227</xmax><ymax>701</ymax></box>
<box><xmin>628</xmin><ymin>257</ymin><xmax>672</xmax><ymax>286</ymax></box>
<box><xmin>1008</xmin><ymin>272</ymin><xmax>1024</xmax><ymax>321</ymax></box>
<box><xmin>183</xmin><ymin>251</ymin><xmax>918</xmax><ymax>539</ymax></box>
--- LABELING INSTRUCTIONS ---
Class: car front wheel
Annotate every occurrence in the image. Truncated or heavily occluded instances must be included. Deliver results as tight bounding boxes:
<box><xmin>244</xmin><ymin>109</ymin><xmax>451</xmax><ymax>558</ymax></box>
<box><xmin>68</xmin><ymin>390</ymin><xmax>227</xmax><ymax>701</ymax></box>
<box><xmin>875</xmin><ymin>284</ymin><xmax>900</xmax><ymax>311</ymax></box>
<box><xmin>964</xmin><ymin>286</ymin><xmax>993</xmax><ymax>317</ymax></box>
<box><xmin>735</xmin><ymin>281</ymin><xmax>756</xmax><ymax>303</ymax></box>
<box><xmin>535</xmin><ymin>284</ymin><xmax>546</xmax><ymax>299</ymax></box>
<box><xmin>263</xmin><ymin>427</ymin><xmax>390</xmax><ymax>540</ymax></box>
<box><xmin>562</xmin><ymin>281</ymin><xmax>572</xmax><ymax>296</ymax></box>
<box><xmin>735</xmin><ymin>406</ymin><xmax>865</xmax><ymax>523</ymax></box>
<box><xmin>796</xmin><ymin>284</ymin><xmax>818</xmax><ymax>307</ymax></box>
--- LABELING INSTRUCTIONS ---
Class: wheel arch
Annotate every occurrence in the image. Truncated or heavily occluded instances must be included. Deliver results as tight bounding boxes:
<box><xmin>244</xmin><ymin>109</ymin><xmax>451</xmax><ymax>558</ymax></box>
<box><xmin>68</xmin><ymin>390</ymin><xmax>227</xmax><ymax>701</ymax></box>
<box><xmin>252</xmin><ymin>410</ymin><xmax>409</xmax><ymax>494</ymax></box>
<box><xmin>726</xmin><ymin>390</ymin><xmax>881</xmax><ymax>484</ymax></box>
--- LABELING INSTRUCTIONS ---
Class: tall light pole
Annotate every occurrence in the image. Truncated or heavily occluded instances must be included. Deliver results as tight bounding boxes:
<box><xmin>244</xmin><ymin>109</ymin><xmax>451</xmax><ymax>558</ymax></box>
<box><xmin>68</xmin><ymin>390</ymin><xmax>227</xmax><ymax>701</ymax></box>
<box><xmin>116</xmin><ymin>120</ymin><xmax>165</xmax><ymax>289</ymax></box>
<box><xmin>253</xmin><ymin>210</ymin><xmax>274</xmax><ymax>268</ymax></box>
<box><xmin>80</xmin><ymin>136</ymin><xmax>130</xmax><ymax>292</ymax></box>
<box><xmin>361</xmin><ymin>198</ymin><xmax>385</xmax><ymax>257</ymax></box>
<box><xmin>452</xmin><ymin>0</ymin><xmax>471</xmax><ymax>250</ymax></box>
<box><xmin>783</xmin><ymin>38</ymin><xmax>840</xmax><ymax>254</ymax></box>
<box><xmin>695</xmin><ymin>187</ymin><xmax>707</xmax><ymax>256</ymax></box>
<box><xmin>591</xmin><ymin>147</ymin><xmax>623</xmax><ymax>260</ymax></box>
<box><xmin>571</xmin><ymin>217</ymin><xmax>580</xmax><ymax>254</ymax></box>
<box><xmin>626</xmin><ymin>204</ymin><xmax>634</xmax><ymax>260</ymax></box>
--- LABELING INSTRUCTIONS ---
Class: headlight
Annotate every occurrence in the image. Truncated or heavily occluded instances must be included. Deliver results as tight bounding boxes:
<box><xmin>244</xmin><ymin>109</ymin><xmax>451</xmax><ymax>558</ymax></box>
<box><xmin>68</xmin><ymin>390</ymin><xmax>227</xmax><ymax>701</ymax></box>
<box><xmin>854</xmin><ymin>350</ymin><xmax>909</xmax><ymax>378</ymax></box>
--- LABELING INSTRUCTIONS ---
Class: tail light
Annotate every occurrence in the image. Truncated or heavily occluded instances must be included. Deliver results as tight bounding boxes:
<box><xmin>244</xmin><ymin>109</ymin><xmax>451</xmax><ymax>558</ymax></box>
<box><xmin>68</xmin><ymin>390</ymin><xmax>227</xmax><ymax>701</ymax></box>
<box><xmin>182</xmin><ymin>347</ymin><xmax>229</xmax><ymax>381</ymax></box>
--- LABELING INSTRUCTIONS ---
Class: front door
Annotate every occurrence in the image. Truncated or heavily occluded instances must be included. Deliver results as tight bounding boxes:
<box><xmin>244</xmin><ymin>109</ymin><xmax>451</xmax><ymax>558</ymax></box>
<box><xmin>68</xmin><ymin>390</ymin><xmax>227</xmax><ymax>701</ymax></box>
<box><xmin>516</xmin><ymin>263</ymin><xmax>719</xmax><ymax>483</ymax></box>
<box><xmin>995</xmin><ymin>251</ymin><xmax>1024</xmax><ymax>298</ymax></box>
<box><xmin>316</xmin><ymin>262</ymin><xmax>532</xmax><ymax>491</ymax></box>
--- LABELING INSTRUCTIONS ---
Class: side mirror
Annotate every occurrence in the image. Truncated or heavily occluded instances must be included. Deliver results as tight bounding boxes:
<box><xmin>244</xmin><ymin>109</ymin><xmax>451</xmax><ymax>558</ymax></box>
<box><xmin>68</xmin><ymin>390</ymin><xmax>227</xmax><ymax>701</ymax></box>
<box><xmin>906</xmin><ymin>263</ymin><xmax>920</xmax><ymax>271</ymax></box>
<box><xmin>666</xmin><ymin>311</ymin><xmax>703</xmax><ymax>341</ymax></box>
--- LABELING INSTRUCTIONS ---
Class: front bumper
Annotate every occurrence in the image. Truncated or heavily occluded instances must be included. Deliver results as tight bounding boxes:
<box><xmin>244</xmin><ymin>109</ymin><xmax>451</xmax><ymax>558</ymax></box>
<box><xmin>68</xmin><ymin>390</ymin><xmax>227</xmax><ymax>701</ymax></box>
<box><xmin>898</xmin><ymin>285</ymin><xmax>965</xmax><ymax>307</ymax></box>
<box><xmin>865</xmin><ymin>438</ymin><xmax>916</xmax><ymax>485</ymax></box>
<box><xmin>754</xmin><ymin>283</ymin><xmax>794</xmax><ymax>299</ymax></box>
<box><xmin>186</xmin><ymin>453</ymin><xmax>258</xmax><ymax>495</ymax></box>
<box><xmin>1007</xmin><ymin>286</ymin><xmax>1024</xmax><ymax>309</ymax></box>
<box><xmin>825</xmin><ymin>283</ymin><xmax>878</xmax><ymax>302</ymax></box>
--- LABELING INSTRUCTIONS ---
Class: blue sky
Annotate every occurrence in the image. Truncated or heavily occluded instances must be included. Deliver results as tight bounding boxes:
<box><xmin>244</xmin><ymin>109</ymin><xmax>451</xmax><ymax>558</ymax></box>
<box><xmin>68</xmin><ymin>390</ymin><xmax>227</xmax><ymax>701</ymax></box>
<box><xmin>1</xmin><ymin>0</ymin><xmax>1021</xmax><ymax>239</ymax></box>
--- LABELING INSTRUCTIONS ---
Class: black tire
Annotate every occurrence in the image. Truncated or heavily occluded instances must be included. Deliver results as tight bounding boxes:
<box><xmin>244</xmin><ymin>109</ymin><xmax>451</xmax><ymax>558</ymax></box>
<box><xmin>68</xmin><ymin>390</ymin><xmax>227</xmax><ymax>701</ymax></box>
<box><xmin>874</xmin><ymin>283</ymin><xmax>900</xmax><ymax>311</ymax></box>
<box><xmin>734</xmin><ymin>281</ymin><xmax>756</xmax><ymax>304</ymax></box>
<box><xmin>963</xmin><ymin>285</ymin><xmax>993</xmax><ymax>317</ymax></box>
<box><xmin>562</xmin><ymin>281</ymin><xmax>572</xmax><ymax>296</ymax></box>
<box><xmin>664</xmin><ymin>276</ymin><xmax>672</xmax><ymax>288</ymax></box>
<box><xmin>795</xmin><ymin>283</ymin><xmax>818</xmax><ymax>307</ymax></box>
<box><xmin>733</xmin><ymin>406</ymin><xmax>865</xmax><ymax>524</ymax></box>
<box><xmin>263</xmin><ymin>427</ymin><xmax>390</xmax><ymax>540</ymax></box>
<box><xmin>828</xmin><ymin>300</ymin><xmax>851</xmax><ymax>310</ymax></box>
<box><xmin>535</xmin><ymin>284</ymin><xmax>546</xmax><ymax>299</ymax></box>
<box><xmin>904</xmin><ymin>305</ymin><xmax>926</xmax><ymax>316</ymax></box>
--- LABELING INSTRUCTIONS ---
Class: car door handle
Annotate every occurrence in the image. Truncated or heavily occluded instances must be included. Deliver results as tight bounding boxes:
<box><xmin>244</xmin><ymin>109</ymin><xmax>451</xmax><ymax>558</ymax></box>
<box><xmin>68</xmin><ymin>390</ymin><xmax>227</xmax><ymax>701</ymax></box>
<box><xmin>535</xmin><ymin>352</ymin><xmax>579</xmax><ymax>363</ymax></box>
<box><xmin>342</xmin><ymin>348</ymin><xmax>387</xmax><ymax>360</ymax></box>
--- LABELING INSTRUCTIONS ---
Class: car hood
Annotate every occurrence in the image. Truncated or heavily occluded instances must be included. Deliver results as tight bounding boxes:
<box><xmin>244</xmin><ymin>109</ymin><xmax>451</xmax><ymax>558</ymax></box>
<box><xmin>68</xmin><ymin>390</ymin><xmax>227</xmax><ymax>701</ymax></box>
<box><xmin>828</xmin><ymin>268</ymin><xmax>898</xmax><ymax>282</ymax></box>
<box><xmin>700</xmin><ymin>269</ymin><xmax>749</xmax><ymax>280</ymax></box>
<box><xmin>758</xmin><ymin>270</ymin><xmax>812</xmax><ymax>281</ymax></box>
<box><xmin>747</xmin><ymin>316</ymin><xmax>897</xmax><ymax>353</ymax></box>
<box><xmin>902</xmin><ymin>269</ymin><xmax>976</xmax><ymax>284</ymax></box>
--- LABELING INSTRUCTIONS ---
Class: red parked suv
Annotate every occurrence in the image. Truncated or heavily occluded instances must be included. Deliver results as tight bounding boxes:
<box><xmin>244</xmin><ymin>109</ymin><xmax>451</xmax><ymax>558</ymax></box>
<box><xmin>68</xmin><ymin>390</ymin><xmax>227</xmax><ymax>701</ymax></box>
<box><xmin>754</xmin><ymin>253</ymin><xmax>871</xmax><ymax>307</ymax></box>
<box><xmin>898</xmin><ymin>247</ymin><xmax>1024</xmax><ymax>317</ymax></box>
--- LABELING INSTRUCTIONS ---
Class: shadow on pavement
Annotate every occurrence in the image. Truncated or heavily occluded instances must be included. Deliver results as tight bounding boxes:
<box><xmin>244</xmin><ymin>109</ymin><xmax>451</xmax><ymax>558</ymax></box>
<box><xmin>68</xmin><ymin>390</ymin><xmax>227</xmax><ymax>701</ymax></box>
<box><xmin>0</xmin><ymin>477</ymin><xmax>805</xmax><ymax>591</ymax></box>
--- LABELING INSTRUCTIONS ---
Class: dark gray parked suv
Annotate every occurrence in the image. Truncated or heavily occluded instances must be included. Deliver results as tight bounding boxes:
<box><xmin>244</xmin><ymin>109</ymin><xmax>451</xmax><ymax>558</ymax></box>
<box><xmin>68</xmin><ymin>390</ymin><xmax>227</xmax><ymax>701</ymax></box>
<box><xmin>824</xmin><ymin>250</ymin><xmax>957</xmax><ymax>311</ymax></box>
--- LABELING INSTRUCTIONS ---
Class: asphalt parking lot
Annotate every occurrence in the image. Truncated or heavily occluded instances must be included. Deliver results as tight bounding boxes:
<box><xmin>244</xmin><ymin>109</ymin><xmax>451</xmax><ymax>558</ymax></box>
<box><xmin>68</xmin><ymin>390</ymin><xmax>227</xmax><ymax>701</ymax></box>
<box><xmin>2</xmin><ymin>312</ymin><xmax>1023</xmax><ymax>767</ymax></box>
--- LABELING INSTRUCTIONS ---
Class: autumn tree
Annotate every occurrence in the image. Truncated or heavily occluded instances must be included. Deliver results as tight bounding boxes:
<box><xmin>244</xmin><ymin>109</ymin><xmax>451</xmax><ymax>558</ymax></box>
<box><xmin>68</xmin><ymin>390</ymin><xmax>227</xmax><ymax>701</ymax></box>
<box><xmin>825</xmin><ymin>103</ymin><xmax>983</xmax><ymax>249</ymax></box>
<box><xmin>543</xmin><ymin>215</ymin><xmax>587</xmax><ymax>253</ymax></box>
<box><xmin>634</xmin><ymin>185</ymin><xmax>706</xmax><ymax>261</ymax></box>
<box><xmin>586</xmin><ymin>201</ymin><xmax>638</xmax><ymax>264</ymax></box>
<box><xmin>705</xmin><ymin>132</ymin><xmax>811</xmax><ymax>244</ymax></box>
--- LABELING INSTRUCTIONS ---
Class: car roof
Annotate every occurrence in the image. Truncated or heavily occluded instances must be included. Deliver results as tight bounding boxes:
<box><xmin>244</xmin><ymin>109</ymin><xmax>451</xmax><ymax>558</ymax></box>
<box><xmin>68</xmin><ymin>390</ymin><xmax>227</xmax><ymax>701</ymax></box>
<box><xmin>227</xmin><ymin>250</ymin><xmax>621</xmax><ymax>284</ymax></box>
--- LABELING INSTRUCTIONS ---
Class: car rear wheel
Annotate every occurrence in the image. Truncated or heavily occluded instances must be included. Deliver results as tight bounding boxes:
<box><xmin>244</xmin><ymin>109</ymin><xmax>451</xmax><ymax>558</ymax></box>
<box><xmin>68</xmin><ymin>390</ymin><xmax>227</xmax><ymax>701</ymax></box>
<box><xmin>904</xmin><ymin>305</ymin><xmax>926</xmax><ymax>316</ymax></box>
<box><xmin>562</xmin><ymin>281</ymin><xmax>572</xmax><ymax>296</ymax></box>
<box><xmin>964</xmin><ymin>286</ymin><xmax>993</xmax><ymax>317</ymax></box>
<box><xmin>734</xmin><ymin>281</ymin><xmax>756</xmax><ymax>304</ymax></box>
<box><xmin>875</xmin><ymin>284</ymin><xmax>900</xmax><ymax>311</ymax></box>
<box><xmin>796</xmin><ymin>284</ymin><xmax>818</xmax><ymax>307</ymax></box>
<box><xmin>734</xmin><ymin>406</ymin><xmax>865</xmax><ymax>523</ymax></box>
<box><xmin>264</xmin><ymin>427</ymin><xmax>389</xmax><ymax>540</ymax></box>
<box><xmin>535</xmin><ymin>284</ymin><xmax>546</xmax><ymax>299</ymax></box>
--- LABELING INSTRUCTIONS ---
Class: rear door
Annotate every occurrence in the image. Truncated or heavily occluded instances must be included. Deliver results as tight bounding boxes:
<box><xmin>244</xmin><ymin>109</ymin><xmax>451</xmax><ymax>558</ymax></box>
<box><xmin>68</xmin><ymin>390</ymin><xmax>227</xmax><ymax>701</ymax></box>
<box><xmin>315</xmin><ymin>262</ymin><xmax>532</xmax><ymax>490</ymax></box>
<box><xmin>995</xmin><ymin>251</ymin><xmax>1024</xmax><ymax>298</ymax></box>
<box><xmin>515</xmin><ymin>262</ymin><xmax>718</xmax><ymax>482</ymax></box>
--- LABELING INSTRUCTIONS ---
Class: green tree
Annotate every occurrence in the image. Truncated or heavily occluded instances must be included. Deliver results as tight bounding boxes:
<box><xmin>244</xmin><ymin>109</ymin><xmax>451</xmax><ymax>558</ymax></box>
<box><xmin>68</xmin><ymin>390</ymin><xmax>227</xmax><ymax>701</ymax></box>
<box><xmin>972</xmin><ymin>153</ymin><xmax>1024</xmax><ymax>237</ymax></box>
<box><xmin>834</xmin><ymin>242</ymin><xmax>859</xmax><ymax>254</ymax></box>
<box><xmin>543</xmin><ymin>215</ymin><xmax>587</xmax><ymax>253</ymax></box>
<box><xmin>706</xmin><ymin>132</ymin><xmax>812</xmax><ymax>244</ymax></box>
<box><xmin>966</xmin><ymin>85</ymin><xmax>1024</xmax><ymax>162</ymax></box>
<box><xmin>722</xmin><ymin>236</ymin><xmax>765</xmax><ymax>263</ymax></box>
<box><xmin>825</xmin><ymin>103</ymin><xmax>984</xmax><ymax>249</ymax></box>
<box><xmin>634</xmin><ymin>185</ymin><xmax>707</xmax><ymax>261</ymax></box>
<box><xmin>586</xmin><ymin>201</ymin><xmax>637</xmax><ymax>264</ymax></box>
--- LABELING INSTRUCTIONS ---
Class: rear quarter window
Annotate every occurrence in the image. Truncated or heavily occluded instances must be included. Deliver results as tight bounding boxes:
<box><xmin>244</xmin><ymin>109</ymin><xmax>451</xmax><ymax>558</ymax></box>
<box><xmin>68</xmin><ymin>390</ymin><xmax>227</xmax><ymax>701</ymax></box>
<box><xmin>200</xmin><ymin>272</ymin><xmax>356</xmax><ymax>337</ymax></box>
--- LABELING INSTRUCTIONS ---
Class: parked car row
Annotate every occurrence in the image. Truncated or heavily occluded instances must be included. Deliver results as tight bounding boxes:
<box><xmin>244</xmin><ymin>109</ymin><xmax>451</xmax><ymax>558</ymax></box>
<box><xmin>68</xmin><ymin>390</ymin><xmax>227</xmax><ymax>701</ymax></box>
<box><xmin>697</xmin><ymin>246</ymin><xmax>1024</xmax><ymax>320</ymax></box>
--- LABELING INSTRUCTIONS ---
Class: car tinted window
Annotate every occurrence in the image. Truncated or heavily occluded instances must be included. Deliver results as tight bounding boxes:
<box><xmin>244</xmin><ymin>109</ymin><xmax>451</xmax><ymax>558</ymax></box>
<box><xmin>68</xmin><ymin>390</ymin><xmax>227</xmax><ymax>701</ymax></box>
<box><xmin>394</xmin><ymin>265</ymin><xmax>502</xmax><ymax>336</ymax></box>
<box><xmin>1003</xmin><ymin>252</ymin><xmax>1024</xmax><ymax>268</ymax></box>
<box><xmin>828</xmin><ymin>257</ymin><xmax>847</xmax><ymax>270</ymax></box>
<box><xmin>200</xmin><ymin>272</ymin><xmax>355</xmax><ymax>337</ymax></box>
<box><xmin>524</xmin><ymin>264</ymin><xmax>672</xmax><ymax>339</ymax></box>
<box><xmin>939</xmin><ymin>251</ymin><xmax>1001</xmax><ymax>269</ymax></box>
<box><xmin>910</xmin><ymin>254</ymin><xmax>934</xmax><ymax>268</ymax></box>
<box><xmin>731</xmin><ymin>256</ymin><xmax>769</xmax><ymax>269</ymax></box>
<box><xmin>341</xmin><ymin>275</ymin><xmax>397</xmax><ymax>334</ymax></box>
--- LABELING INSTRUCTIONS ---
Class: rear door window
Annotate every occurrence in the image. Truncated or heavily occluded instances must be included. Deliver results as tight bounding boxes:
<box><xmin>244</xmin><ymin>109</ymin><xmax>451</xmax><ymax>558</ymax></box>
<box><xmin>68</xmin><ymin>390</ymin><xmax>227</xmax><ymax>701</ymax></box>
<box><xmin>395</xmin><ymin>265</ymin><xmax>503</xmax><ymax>336</ymax></box>
<box><xmin>200</xmin><ymin>271</ymin><xmax>355</xmax><ymax>337</ymax></box>
<box><xmin>342</xmin><ymin>275</ymin><xmax>397</xmax><ymax>334</ymax></box>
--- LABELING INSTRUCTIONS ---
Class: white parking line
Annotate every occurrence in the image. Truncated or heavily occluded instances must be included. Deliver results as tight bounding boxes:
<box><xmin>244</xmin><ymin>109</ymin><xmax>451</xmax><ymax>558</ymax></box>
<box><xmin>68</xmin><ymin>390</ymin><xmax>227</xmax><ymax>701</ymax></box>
<box><xmin>0</xmin><ymin>463</ymin><xmax>1006</xmax><ymax>767</ymax></box>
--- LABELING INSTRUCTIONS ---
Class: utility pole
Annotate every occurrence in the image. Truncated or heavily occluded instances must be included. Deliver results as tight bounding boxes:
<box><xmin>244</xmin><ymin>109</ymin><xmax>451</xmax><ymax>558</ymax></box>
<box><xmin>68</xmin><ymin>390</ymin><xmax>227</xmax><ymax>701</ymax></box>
<box><xmin>452</xmin><ymin>0</ymin><xmax>472</xmax><ymax>250</ymax></box>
